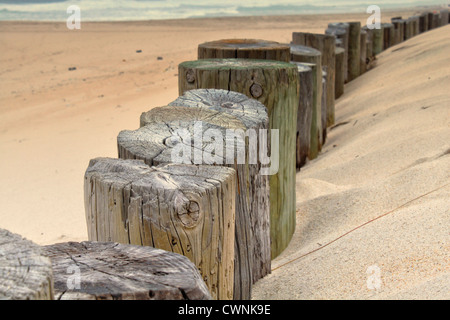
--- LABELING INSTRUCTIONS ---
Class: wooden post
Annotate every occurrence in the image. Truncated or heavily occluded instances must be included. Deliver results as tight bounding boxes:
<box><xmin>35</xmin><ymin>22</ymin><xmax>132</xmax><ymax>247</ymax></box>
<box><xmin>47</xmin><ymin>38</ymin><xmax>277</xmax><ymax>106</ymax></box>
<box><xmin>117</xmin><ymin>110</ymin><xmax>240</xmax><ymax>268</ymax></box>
<box><xmin>381</xmin><ymin>23</ymin><xmax>394</xmax><ymax>50</ymax></box>
<box><xmin>0</xmin><ymin>228</ymin><xmax>54</xmax><ymax>300</ymax></box>
<box><xmin>289</xmin><ymin>44</ymin><xmax>323</xmax><ymax>158</ymax></box>
<box><xmin>290</xmin><ymin>63</ymin><xmax>313</xmax><ymax>169</ymax></box>
<box><xmin>366</xmin><ymin>36</ymin><xmax>374</xmax><ymax>70</ymax></box>
<box><xmin>334</xmin><ymin>47</ymin><xmax>345</xmax><ymax>99</ymax></box>
<box><xmin>197</xmin><ymin>39</ymin><xmax>290</xmax><ymax>63</ymax></box>
<box><xmin>84</xmin><ymin>158</ymin><xmax>236</xmax><ymax>300</ymax></box>
<box><xmin>326</xmin><ymin>22</ymin><xmax>349</xmax><ymax>82</ymax></box>
<box><xmin>43</xmin><ymin>241</ymin><xmax>212</xmax><ymax>300</ymax></box>
<box><xmin>166</xmin><ymin>89</ymin><xmax>271</xmax><ymax>285</ymax></box>
<box><xmin>391</xmin><ymin>19</ymin><xmax>405</xmax><ymax>44</ymax></box>
<box><xmin>412</xmin><ymin>16</ymin><xmax>420</xmax><ymax>36</ymax></box>
<box><xmin>428</xmin><ymin>12</ymin><xmax>439</xmax><ymax>30</ymax></box>
<box><xmin>321</xmin><ymin>67</ymin><xmax>327</xmax><ymax>144</ymax></box>
<box><xmin>292</xmin><ymin>32</ymin><xmax>335</xmax><ymax>127</ymax></box>
<box><xmin>360</xmin><ymin>30</ymin><xmax>367</xmax><ymax>75</ymax></box>
<box><xmin>346</xmin><ymin>22</ymin><xmax>361</xmax><ymax>82</ymax></box>
<box><xmin>440</xmin><ymin>10</ymin><xmax>449</xmax><ymax>26</ymax></box>
<box><xmin>432</xmin><ymin>12</ymin><xmax>440</xmax><ymax>29</ymax></box>
<box><xmin>372</xmin><ymin>27</ymin><xmax>384</xmax><ymax>55</ymax></box>
<box><xmin>419</xmin><ymin>13</ymin><xmax>429</xmax><ymax>33</ymax></box>
<box><xmin>177</xmin><ymin>59</ymin><xmax>298</xmax><ymax>261</ymax></box>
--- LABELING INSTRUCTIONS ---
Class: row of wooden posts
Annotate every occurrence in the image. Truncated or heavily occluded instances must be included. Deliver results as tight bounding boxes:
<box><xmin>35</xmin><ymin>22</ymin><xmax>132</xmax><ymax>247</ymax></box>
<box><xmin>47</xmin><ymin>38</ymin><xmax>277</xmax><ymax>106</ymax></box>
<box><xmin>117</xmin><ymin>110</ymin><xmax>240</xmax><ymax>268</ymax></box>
<box><xmin>1</xmin><ymin>9</ymin><xmax>448</xmax><ymax>300</ymax></box>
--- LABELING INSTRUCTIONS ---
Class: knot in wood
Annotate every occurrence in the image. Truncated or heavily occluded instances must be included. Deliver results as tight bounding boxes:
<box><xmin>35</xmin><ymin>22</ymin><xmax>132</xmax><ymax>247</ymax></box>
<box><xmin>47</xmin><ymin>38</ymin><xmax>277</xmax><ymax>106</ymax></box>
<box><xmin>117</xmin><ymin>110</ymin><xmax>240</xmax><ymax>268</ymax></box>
<box><xmin>186</xmin><ymin>69</ymin><xmax>196</xmax><ymax>83</ymax></box>
<box><xmin>164</xmin><ymin>135</ymin><xmax>180</xmax><ymax>147</ymax></box>
<box><xmin>250</xmin><ymin>83</ymin><xmax>263</xmax><ymax>98</ymax></box>
<box><xmin>177</xmin><ymin>201</ymin><xmax>200</xmax><ymax>227</ymax></box>
<box><xmin>221</xmin><ymin>102</ymin><xmax>236</xmax><ymax>109</ymax></box>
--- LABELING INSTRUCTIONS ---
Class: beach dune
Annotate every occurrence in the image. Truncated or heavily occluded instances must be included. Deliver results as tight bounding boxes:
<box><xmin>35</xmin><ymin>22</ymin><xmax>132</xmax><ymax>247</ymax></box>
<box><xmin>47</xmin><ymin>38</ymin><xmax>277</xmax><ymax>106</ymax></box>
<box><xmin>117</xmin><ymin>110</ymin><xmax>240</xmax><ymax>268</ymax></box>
<box><xmin>253</xmin><ymin>25</ymin><xmax>450</xmax><ymax>300</ymax></box>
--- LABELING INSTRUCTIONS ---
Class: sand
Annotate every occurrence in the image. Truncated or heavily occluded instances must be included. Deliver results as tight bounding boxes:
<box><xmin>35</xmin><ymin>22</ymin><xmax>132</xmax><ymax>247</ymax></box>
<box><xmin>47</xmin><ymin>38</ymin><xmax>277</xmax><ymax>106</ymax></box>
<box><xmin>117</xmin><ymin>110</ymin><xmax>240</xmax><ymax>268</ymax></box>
<box><xmin>0</xmin><ymin>7</ymin><xmax>448</xmax><ymax>299</ymax></box>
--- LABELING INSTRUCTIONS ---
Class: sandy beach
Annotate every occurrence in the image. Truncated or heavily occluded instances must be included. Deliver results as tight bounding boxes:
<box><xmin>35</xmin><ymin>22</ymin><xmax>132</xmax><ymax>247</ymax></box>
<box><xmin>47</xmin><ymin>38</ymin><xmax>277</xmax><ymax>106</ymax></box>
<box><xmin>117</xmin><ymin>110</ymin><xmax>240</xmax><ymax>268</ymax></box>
<box><xmin>0</xmin><ymin>7</ymin><xmax>448</xmax><ymax>299</ymax></box>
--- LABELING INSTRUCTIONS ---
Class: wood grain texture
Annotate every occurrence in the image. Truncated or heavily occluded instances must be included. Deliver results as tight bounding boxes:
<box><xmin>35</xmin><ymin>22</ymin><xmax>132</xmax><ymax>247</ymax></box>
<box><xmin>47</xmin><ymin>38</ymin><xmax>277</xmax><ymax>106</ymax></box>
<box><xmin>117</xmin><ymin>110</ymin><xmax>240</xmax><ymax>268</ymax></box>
<box><xmin>291</xmin><ymin>63</ymin><xmax>313</xmax><ymax>169</ymax></box>
<box><xmin>43</xmin><ymin>241</ymin><xmax>212</xmax><ymax>300</ymax></box>
<box><xmin>84</xmin><ymin>158</ymin><xmax>236</xmax><ymax>300</ymax></box>
<box><xmin>292</xmin><ymin>32</ymin><xmax>335</xmax><ymax>127</ymax></box>
<box><xmin>198</xmin><ymin>39</ymin><xmax>290</xmax><ymax>63</ymax></box>
<box><xmin>0</xmin><ymin>228</ymin><xmax>54</xmax><ymax>300</ymax></box>
<box><xmin>289</xmin><ymin>44</ymin><xmax>323</xmax><ymax>158</ymax></box>
<box><xmin>177</xmin><ymin>59</ymin><xmax>298</xmax><ymax>260</ymax></box>
<box><xmin>168</xmin><ymin>89</ymin><xmax>271</xmax><ymax>286</ymax></box>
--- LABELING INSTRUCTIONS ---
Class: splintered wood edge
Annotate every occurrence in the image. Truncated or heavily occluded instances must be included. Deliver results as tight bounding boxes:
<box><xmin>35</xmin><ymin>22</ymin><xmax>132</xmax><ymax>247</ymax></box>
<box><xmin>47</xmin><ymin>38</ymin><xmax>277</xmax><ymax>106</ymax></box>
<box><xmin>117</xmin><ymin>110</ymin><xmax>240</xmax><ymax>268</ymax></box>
<box><xmin>43</xmin><ymin>241</ymin><xmax>212</xmax><ymax>300</ymax></box>
<box><xmin>0</xmin><ymin>228</ymin><xmax>54</xmax><ymax>300</ymax></box>
<box><xmin>140</xmin><ymin>105</ymin><xmax>247</xmax><ymax>131</ymax></box>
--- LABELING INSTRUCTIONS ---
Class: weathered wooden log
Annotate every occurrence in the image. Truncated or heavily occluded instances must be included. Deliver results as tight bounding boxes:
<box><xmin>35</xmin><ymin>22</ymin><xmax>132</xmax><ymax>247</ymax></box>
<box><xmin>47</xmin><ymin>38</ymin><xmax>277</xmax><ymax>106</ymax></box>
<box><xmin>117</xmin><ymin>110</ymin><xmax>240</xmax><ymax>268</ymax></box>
<box><xmin>321</xmin><ymin>68</ymin><xmax>327</xmax><ymax>144</ymax></box>
<box><xmin>177</xmin><ymin>59</ymin><xmax>298</xmax><ymax>261</ymax></box>
<box><xmin>334</xmin><ymin>47</ymin><xmax>345</xmax><ymax>99</ymax></box>
<box><xmin>419</xmin><ymin>13</ymin><xmax>429</xmax><ymax>33</ymax></box>
<box><xmin>289</xmin><ymin>44</ymin><xmax>323</xmax><ymax>158</ymax></box>
<box><xmin>440</xmin><ymin>10</ymin><xmax>449</xmax><ymax>26</ymax></box>
<box><xmin>381</xmin><ymin>23</ymin><xmax>395</xmax><ymax>50</ymax></box>
<box><xmin>346</xmin><ymin>22</ymin><xmax>361</xmax><ymax>82</ymax></box>
<box><xmin>433</xmin><ymin>12</ymin><xmax>440</xmax><ymax>29</ymax></box>
<box><xmin>290</xmin><ymin>63</ymin><xmax>313</xmax><ymax>169</ymax></box>
<box><xmin>412</xmin><ymin>16</ymin><xmax>420</xmax><ymax>36</ymax></box>
<box><xmin>321</xmin><ymin>66</ymin><xmax>326</xmax><ymax>144</ymax></box>
<box><xmin>326</xmin><ymin>22</ymin><xmax>349</xmax><ymax>82</ymax></box>
<box><xmin>365</xmin><ymin>34</ymin><xmax>374</xmax><ymax>70</ymax></box>
<box><xmin>166</xmin><ymin>89</ymin><xmax>271</xmax><ymax>286</ymax></box>
<box><xmin>123</xmin><ymin>101</ymin><xmax>267</xmax><ymax>300</ymax></box>
<box><xmin>43</xmin><ymin>241</ymin><xmax>212</xmax><ymax>300</ymax></box>
<box><xmin>405</xmin><ymin>18</ymin><xmax>413</xmax><ymax>40</ymax></box>
<box><xmin>198</xmin><ymin>39</ymin><xmax>290</xmax><ymax>63</ymax></box>
<box><xmin>391</xmin><ymin>19</ymin><xmax>405</xmax><ymax>44</ymax></box>
<box><xmin>84</xmin><ymin>158</ymin><xmax>236</xmax><ymax>300</ymax></box>
<box><xmin>292</xmin><ymin>32</ymin><xmax>335</xmax><ymax>127</ymax></box>
<box><xmin>0</xmin><ymin>228</ymin><xmax>54</xmax><ymax>300</ymax></box>
<box><xmin>427</xmin><ymin>12</ymin><xmax>440</xmax><ymax>30</ymax></box>
<box><xmin>359</xmin><ymin>30</ymin><xmax>367</xmax><ymax>75</ymax></box>
<box><xmin>371</xmin><ymin>27</ymin><xmax>383</xmax><ymax>55</ymax></box>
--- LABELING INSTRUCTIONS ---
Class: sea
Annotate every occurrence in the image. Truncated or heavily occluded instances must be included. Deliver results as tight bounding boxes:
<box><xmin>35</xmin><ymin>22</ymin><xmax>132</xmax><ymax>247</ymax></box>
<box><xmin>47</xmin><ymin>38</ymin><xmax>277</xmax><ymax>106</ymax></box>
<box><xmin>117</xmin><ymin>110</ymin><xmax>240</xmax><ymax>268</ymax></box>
<box><xmin>0</xmin><ymin>0</ymin><xmax>446</xmax><ymax>21</ymax></box>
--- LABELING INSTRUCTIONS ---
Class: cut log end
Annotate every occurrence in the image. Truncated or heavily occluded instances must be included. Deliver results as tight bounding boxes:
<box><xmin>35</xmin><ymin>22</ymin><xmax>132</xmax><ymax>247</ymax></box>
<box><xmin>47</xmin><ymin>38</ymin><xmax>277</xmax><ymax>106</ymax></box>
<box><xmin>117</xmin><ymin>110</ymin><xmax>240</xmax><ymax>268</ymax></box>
<box><xmin>43</xmin><ymin>241</ymin><xmax>212</xmax><ymax>300</ymax></box>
